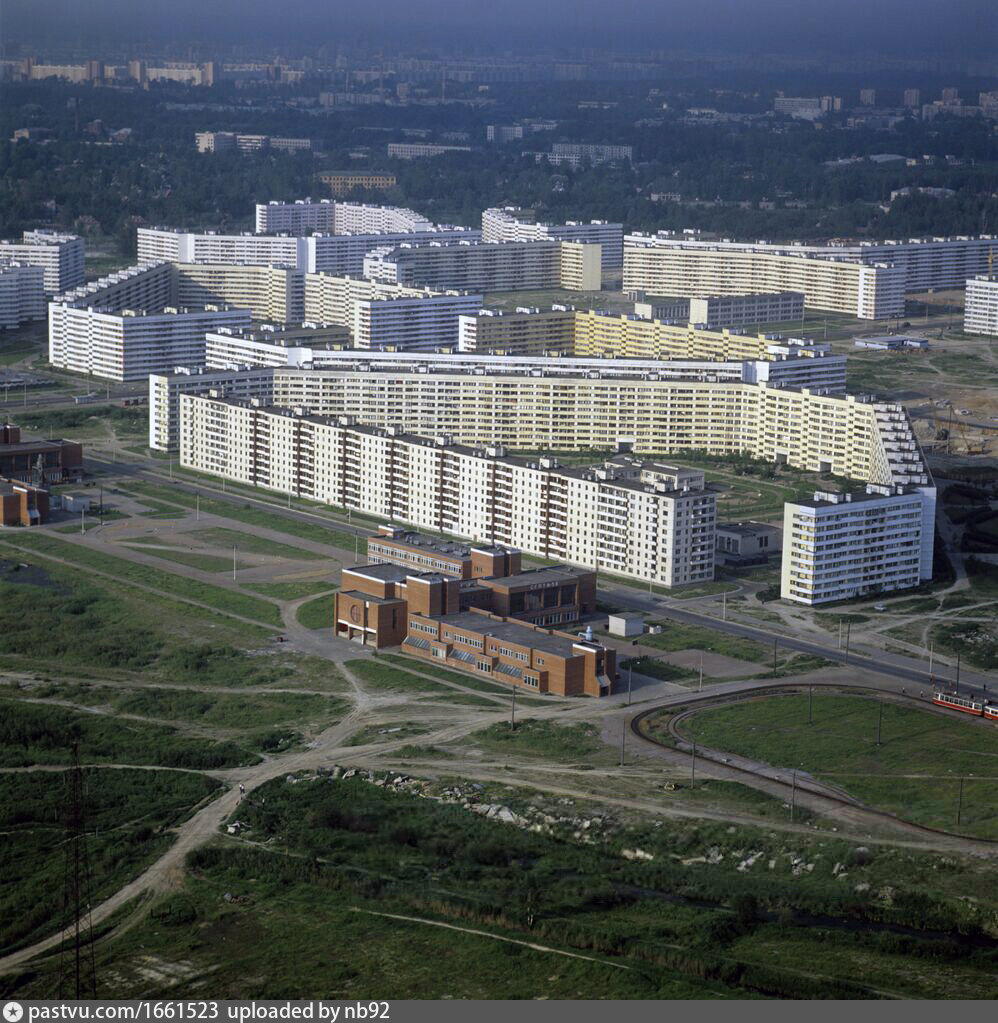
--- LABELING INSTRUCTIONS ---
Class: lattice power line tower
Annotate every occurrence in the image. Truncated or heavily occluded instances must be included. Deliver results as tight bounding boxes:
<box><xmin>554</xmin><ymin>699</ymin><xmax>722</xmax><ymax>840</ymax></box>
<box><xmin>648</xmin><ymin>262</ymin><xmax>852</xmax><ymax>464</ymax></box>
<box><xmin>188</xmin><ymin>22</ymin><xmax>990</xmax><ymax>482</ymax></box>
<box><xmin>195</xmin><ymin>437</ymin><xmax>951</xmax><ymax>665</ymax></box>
<box><xmin>59</xmin><ymin>745</ymin><xmax>98</xmax><ymax>999</ymax></box>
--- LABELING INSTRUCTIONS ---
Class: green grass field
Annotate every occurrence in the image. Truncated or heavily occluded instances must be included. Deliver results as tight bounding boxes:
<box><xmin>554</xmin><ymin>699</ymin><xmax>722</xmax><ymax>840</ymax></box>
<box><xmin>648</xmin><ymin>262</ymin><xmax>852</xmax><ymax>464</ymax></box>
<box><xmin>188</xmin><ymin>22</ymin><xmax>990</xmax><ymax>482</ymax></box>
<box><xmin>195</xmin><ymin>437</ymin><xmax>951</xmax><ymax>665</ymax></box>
<box><xmin>1</xmin><ymin>533</ymin><xmax>282</xmax><ymax>627</ymax></box>
<box><xmin>123</xmin><ymin>482</ymin><xmax>367</xmax><ymax>555</ymax></box>
<box><xmin>296</xmin><ymin>593</ymin><xmax>333</xmax><ymax>629</ymax></box>
<box><xmin>0</xmin><ymin>768</ymin><xmax>222</xmax><ymax>953</ymax></box>
<box><xmin>471</xmin><ymin>719</ymin><xmax>610</xmax><ymax>762</ymax></box>
<box><xmin>190</xmin><ymin>526</ymin><xmax>328</xmax><ymax>561</ymax></box>
<box><xmin>345</xmin><ymin>660</ymin><xmax>498</xmax><ymax>707</ymax></box>
<box><xmin>641</xmin><ymin>623</ymin><xmax>771</xmax><ymax>663</ymax></box>
<box><xmin>8</xmin><ymin>773</ymin><xmax>997</xmax><ymax>1000</ymax></box>
<box><xmin>680</xmin><ymin>693</ymin><xmax>998</xmax><ymax>838</ymax></box>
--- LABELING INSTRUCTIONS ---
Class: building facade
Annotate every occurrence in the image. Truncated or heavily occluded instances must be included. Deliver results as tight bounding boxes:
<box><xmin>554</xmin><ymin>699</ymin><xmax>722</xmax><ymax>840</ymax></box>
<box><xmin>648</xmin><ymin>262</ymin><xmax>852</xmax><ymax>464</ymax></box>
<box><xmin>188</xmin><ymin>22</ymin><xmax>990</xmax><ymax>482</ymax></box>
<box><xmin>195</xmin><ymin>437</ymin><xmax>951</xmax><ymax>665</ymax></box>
<box><xmin>0</xmin><ymin>231</ymin><xmax>84</xmax><ymax>294</ymax></box>
<box><xmin>319</xmin><ymin>171</ymin><xmax>397</xmax><ymax>196</ymax></box>
<box><xmin>482</xmin><ymin>207</ymin><xmax>624</xmax><ymax>269</ymax></box>
<box><xmin>362</xmin><ymin>239</ymin><xmax>602</xmax><ymax>292</ymax></box>
<box><xmin>179</xmin><ymin>400</ymin><xmax>717</xmax><ymax>588</ymax></box>
<box><xmin>0</xmin><ymin>262</ymin><xmax>46</xmax><ymax>329</ymax></box>
<box><xmin>136</xmin><ymin>224</ymin><xmax>480</xmax><ymax>278</ymax></box>
<box><xmin>624</xmin><ymin>234</ymin><xmax>906</xmax><ymax>319</ymax></box>
<box><xmin>49</xmin><ymin>302</ymin><xmax>252</xmax><ymax>381</ymax></box>
<box><xmin>781</xmin><ymin>486</ymin><xmax>936</xmax><ymax>604</ymax></box>
<box><xmin>624</xmin><ymin>233</ymin><xmax>997</xmax><ymax>318</ymax></box>
<box><xmin>964</xmin><ymin>276</ymin><xmax>998</xmax><ymax>336</ymax></box>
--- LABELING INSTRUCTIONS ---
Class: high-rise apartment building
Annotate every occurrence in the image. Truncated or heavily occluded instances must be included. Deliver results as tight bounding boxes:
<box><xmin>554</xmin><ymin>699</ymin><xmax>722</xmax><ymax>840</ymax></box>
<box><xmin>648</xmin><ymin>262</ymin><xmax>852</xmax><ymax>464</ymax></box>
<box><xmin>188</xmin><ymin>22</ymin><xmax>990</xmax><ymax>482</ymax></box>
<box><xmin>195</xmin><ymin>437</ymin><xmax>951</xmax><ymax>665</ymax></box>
<box><xmin>362</xmin><ymin>239</ymin><xmax>602</xmax><ymax>292</ymax></box>
<box><xmin>482</xmin><ymin>207</ymin><xmax>623</xmax><ymax>269</ymax></box>
<box><xmin>179</xmin><ymin>398</ymin><xmax>718</xmax><ymax>588</ymax></box>
<box><xmin>963</xmin><ymin>276</ymin><xmax>998</xmax><ymax>335</ymax></box>
<box><xmin>0</xmin><ymin>262</ymin><xmax>46</xmax><ymax>329</ymax></box>
<box><xmin>623</xmin><ymin>233</ymin><xmax>996</xmax><ymax>317</ymax></box>
<box><xmin>0</xmin><ymin>231</ymin><xmax>84</xmax><ymax>294</ymax></box>
<box><xmin>781</xmin><ymin>485</ymin><xmax>936</xmax><ymax>604</ymax></box>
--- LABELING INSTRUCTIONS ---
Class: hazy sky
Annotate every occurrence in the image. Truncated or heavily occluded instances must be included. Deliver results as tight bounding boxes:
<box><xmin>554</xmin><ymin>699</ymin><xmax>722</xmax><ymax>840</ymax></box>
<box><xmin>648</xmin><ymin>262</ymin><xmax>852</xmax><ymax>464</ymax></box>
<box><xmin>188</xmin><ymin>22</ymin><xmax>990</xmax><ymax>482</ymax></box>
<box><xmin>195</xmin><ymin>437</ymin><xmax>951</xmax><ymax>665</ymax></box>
<box><xmin>3</xmin><ymin>0</ymin><xmax>997</xmax><ymax>56</ymax></box>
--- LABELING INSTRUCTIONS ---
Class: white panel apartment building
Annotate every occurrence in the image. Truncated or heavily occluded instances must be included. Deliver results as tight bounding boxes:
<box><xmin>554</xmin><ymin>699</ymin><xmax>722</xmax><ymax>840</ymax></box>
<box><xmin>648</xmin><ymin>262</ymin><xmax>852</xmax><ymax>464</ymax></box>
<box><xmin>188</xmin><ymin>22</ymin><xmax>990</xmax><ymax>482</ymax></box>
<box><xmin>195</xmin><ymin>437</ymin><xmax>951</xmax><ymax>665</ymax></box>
<box><xmin>254</xmin><ymin>200</ymin><xmax>434</xmax><ymax>236</ymax></box>
<box><xmin>624</xmin><ymin>234</ymin><xmax>906</xmax><ymax>319</ymax></box>
<box><xmin>179</xmin><ymin>398</ymin><xmax>717</xmax><ymax>587</ymax></box>
<box><xmin>148</xmin><ymin>350</ymin><xmax>849</xmax><ymax>454</ymax></box>
<box><xmin>482</xmin><ymin>207</ymin><xmax>624</xmax><ymax>269</ymax></box>
<box><xmin>1</xmin><ymin>231</ymin><xmax>85</xmax><ymax>294</ymax></box>
<box><xmin>781</xmin><ymin>485</ymin><xmax>936</xmax><ymax>604</ymax></box>
<box><xmin>0</xmin><ymin>262</ymin><xmax>46</xmax><ymax>329</ymax></box>
<box><xmin>964</xmin><ymin>276</ymin><xmax>998</xmax><ymax>335</ymax></box>
<box><xmin>156</xmin><ymin>357</ymin><xmax>920</xmax><ymax>483</ymax></box>
<box><xmin>302</xmin><ymin>273</ymin><xmax>482</xmax><ymax>350</ymax></box>
<box><xmin>137</xmin><ymin>224</ymin><xmax>480</xmax><ymax>278</ymax></box>
<box><xmin>624</xmin><ymin>234</ymin><xmax>998</xmax><ymax>318</ymax></box>
<box><xmin>363</xmin><ymin>239</ymin><xmax>602</xmax><ymax>292</ymax></box>
<box><xmin>50</xmin><ymin>304</ymin><xmax>251</xmax><ymax>381</ymax></box>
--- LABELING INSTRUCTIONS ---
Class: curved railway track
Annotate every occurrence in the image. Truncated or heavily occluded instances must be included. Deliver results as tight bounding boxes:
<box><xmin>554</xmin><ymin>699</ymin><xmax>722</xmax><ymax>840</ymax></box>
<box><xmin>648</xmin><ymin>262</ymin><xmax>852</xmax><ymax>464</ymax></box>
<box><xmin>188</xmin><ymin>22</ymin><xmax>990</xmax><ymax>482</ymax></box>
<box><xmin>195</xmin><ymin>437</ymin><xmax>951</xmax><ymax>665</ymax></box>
<box><xmin>629</xmin><ymin>682</ymin><xmax>998</xmax><ymax>847</ymax></box>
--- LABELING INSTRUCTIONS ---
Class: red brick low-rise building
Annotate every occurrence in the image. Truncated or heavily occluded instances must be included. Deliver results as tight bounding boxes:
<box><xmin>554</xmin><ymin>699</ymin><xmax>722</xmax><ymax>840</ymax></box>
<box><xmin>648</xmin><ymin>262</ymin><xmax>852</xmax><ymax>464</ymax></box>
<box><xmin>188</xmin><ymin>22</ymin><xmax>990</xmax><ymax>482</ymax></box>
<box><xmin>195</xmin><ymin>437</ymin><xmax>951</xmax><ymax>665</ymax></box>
<box><xmin>0</xmin><ymin>424</ymin><xmax>83</xmax><ymax>484</ymax></box>
<box><xmin>0</xmin><ymin>478</ymin><xmax>49</xmax><ymax>526</ymax></box>
<box><xmin>403</xmin><ymin>609</ymin><xmax>615</xmax><ymax>697</ymax></box>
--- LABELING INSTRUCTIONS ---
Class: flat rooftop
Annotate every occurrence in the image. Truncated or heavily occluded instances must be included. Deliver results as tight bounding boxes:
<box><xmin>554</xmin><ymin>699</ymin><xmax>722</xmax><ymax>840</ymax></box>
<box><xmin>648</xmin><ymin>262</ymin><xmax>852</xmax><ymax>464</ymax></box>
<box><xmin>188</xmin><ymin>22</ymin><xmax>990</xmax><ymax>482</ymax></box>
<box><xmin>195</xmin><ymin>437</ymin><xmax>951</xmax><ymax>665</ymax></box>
<box><xmin>717</xmin><ymin>521</ymin><xmax>781</xmax><ymax>537</ymax></box>
<box><xmin>484</xmin><ymin>565</ymin><xmax>591</xmax><ymax>589</ymax></box>
<box><xmin>429</xmin><ymin>610</ymin><xmax>599</xmax><ymax>657</ymax></box>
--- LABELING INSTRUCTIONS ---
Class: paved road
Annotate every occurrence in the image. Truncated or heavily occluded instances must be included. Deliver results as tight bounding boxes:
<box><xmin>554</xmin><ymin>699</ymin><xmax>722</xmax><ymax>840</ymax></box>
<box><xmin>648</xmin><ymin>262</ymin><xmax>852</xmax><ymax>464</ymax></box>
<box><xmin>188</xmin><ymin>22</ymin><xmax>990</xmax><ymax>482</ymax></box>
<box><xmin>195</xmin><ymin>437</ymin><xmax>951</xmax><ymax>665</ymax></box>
<box><xmin>599</xmin><ymin>582</ymin><xmax>997</xmax><ymax>702</ymax></box>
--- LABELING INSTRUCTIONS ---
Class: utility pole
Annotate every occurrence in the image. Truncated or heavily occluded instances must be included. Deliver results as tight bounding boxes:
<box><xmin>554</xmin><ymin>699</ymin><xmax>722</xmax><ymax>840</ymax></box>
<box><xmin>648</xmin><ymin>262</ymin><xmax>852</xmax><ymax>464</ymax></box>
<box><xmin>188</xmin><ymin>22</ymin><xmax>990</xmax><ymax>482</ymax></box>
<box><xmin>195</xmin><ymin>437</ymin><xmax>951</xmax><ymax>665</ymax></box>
<box><xmin>98</xmin><ymin>485</ymin><xmax>103</xmax><ymax>526</ymax></box>
<box><xmin>773</xmin><ymin>637</ymin><xmax>778</xmax><ymax>672</ymax></box>
<box><xmin>59</xmin><ymin>745</ymin><xmax>98</xmax><ymax>999</ymax></box>
<box><xmin>845</xmin><ymin>622</ymin><xmax>851</xmax><ymax>657</ymax></box>
<box><xmin>838</xmin><ymin>620</ymin><xmax>843</xmax><ymax>650</ymax></box>
<box><xmin>620</xmin><ymin>722</ymin><xmax>626</xmax><ymax>767</ymax></box>
<box><xmin>722</xmin><ymin>589</ymin><xmax>727</xmax><ymax>621</ymax></box>
<box><xmin>354</xmin><ymin>534</ymin><xmax>359</xmax><ymax>560</ymax></box>
<box><xmin>627</xmin><ymin>664</ymin><xmax>632</xmax><ymax>706</ymax></box>
<box><xmin>80</xmin><ymin>508</ymin><xmax>85</xmax><ymax>535</ymax></box>
<box><xmin>196</xmin><ymin>494</ymin><xmax>200</xmax><ymax>521</ymax></box>
<box><xmin>928</xmin><ymin>642</ymin><xmax>933</xmax><ymax>676</ymax></box>
<box><xmin>699</xmin><ymin>652</ymin><xmax>704</xmax><ymax>692</ymax></box>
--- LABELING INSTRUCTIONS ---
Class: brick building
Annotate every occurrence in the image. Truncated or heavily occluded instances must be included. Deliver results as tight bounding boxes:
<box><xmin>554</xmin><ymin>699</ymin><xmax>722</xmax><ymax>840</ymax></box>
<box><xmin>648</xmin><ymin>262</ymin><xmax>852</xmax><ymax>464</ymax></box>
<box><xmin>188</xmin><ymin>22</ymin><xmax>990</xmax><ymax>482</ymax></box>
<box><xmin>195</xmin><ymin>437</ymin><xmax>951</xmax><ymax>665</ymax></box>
<box><xmin>0</xmin><ymin>424</ymin><xmax>83</xmax><ymax>484</ymax></box>
<box><xmin>0</xmin><ymin>478</ymin><xmax>49</xmax><ymax>526</ymax></box>
<box><xmin>404</xmin><ymin>609</ymin><xmax>615</xmax><ymax>697</ymax></box>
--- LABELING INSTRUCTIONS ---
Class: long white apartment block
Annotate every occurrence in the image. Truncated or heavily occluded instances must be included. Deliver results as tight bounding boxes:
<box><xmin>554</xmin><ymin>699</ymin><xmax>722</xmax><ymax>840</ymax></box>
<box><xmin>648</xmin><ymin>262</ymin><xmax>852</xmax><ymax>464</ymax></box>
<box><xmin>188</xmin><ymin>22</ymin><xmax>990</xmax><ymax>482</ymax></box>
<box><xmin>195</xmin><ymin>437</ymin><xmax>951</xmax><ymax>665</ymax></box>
<box><xmin>0</xmin><ymin>231</ymin><xmax>85</xmax><ymax>294</ymax></box>
<box><xmin>0</xmin><ymin>262</ymin><xmax>47</xmax><ymax>329</ymax></box>
<box><xmin>634</xmin><ymin>292</ymin><xmax>806</xmax><ymax>329</ymax></box>
<box><xmin>254</xmin><ymin>200</ymin><xmax>434</xmax><ymax>236</ymax></box>
<box><xmin>482</xmin><ymin>207</ymin><xmax>624</xmax><ymax>269</ymax></box>
<box><xmin>964</xmin><ymin>276</ymin><xmax>998</xmax><ymax>335</ymax></box>
<box><xmin>179</xmin><ymin>399</ymin><xmax>717</xmax><ymax>588</ymax></box>
<box><xmin>624</xmin><ymin>234</ymin><xmax>906</xmax><ymax>319</ymax></box>
<box><xmin>302</xmin><ymin>273</ymin><xmax>482</xmax><ymax>351</ymax></box>
<box><xmin>50</xmin><ymin>303</ymin><xmax>251</xmax><ymax>381</ymax></box>
<box><xmin>781</xmin><ymin>485</ymin><xmax>936</xmax><ymax>604</ymax></box>
<box><xmin>363</xmin><ymin>239</ymin><xmax>602</xmax><ymax>292</ymax></box>
<box><xmin>154</xmin><ymin>356</ymin><xmax>924</xmax><ymax>496</ymax></box>
<box><xmin>53</xmin><ymin>261</ymin><xmax>303</xmax><ymax>324</ymax></box>
<box><xmin>624</xmin><ymin>234</ymin><xmax>998</xmax><ymax>318</ymax></box>
<box><xmin>136</xmin><ymin>224</ymin><xmax>480</xmax><ymax>278</ymax></box>
<box><xmin>175</xmin><ymin>263</ymin><xmax>304</xmax><ymax>322</ymax></box>
<box><xmin>458</xmin><ymin>307</ymin><xmax>842</xmax><ymax>374</ymax></box>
